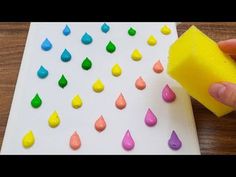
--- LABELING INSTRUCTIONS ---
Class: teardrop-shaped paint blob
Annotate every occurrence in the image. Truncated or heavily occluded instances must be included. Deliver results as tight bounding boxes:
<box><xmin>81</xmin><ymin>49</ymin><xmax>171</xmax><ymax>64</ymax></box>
<box><xmin>63</xmin><ymin>24</ymin><xmax>71</xmax><ymax>36</ymax></box>
<box><xmin>122</xmin><ymin>130</ymin><xmax>135</xmax><ymax>151</ymax></box>
<box><xmin>147</xmin><ymin>35</ymin><xmax>157</xmax><ymax>46</ymax></box>
<box><xmin>162</xmin><ymin>84</ymin><xmax>176</xmax><ymax>102</ymax></box>
<box><xmin>81</xmin><ymin>32</ymin><xmax>93</xmax><ymax>45</ymax></box>
<box><xmin>144</xmin><ymin>108</ymin><xmax>157</xmax><ymax>127</ymax></box>
<box><xmin>72</xmin><ymin>95</ymin><xmax>83</xmax><ymax>109</ymax></box>
<box><xmin>95</xmin><ymin>115</ymin><xmax>106</xmax><ymax>132</ymax></box>
<box><xmin>168</xmin><ymin>130</ymin><xmax>182</xmax><ymax>150</ymax></box>
<box><xmin>22</xmin><ymin>130</ymin><xmax>35</xmax><ymax>148</ymax></box>
<box><xmin>61</xmin><ymin>49</ymin><xmax>71</xmax><ymax>62</ymax></box>
<box><xmin>115</xmin><ymin>93</ymin><xmax>126</xmax><ymax>110</ymax></box>
<box><xmin>101</xmin><ymin>23</ymin><xmax>110</xmax><ymax>33</ymax></box>
<box><xmin>135</xmin><ymin>76</ymin><xmax>146</xmax><ymax>90</ymax></box>
<box><xmin>111</xmin><ymin>64</ymin><xmax>122</xmax><ymax>77</ymax></box>
<box><xmin>81</xmin><ymin>57</ymin><xmax>92</xmax><ymax>70</ymax></box>
<box><xmin>106</xmin><ymin>41</ymin><xmax>116</xmax><ymax>53</ymax></box>
<box><xmin>58</xmin><ymin>74</ymin><xmax>68</xmax><ymax>88</ymax></box>
<box><xmin>37</xmin><ymin>66</ymin><xmax>48</xmax><ymax>79</ymax></box>
<box><xmin>70</xmin><ymin>131</ymin><xmax>81</xmax><ymax>150</ymax></box>
<box><xmin>41</xmin><ymin>38</ymin><xmax>52</xmax><ymax>51</ymax></box>
<box><xmin>92</xmin><ymin>79</ymin><xmax>104</xmax><ymax>93</ymax></box>
<box><xmin>31</xmin><ymin>93</ymin><xmax>42</xmax><ymax>108</ymax></box>
<box><xmin>128</xmin><ymin>27</ymin><xmax>136</xmax><ymax>36</ymax></box>
<box><xmin>153</xmin><ymin>60</ymin><xmax>164</xmax><ymax>73</ymax></box>
<box><xmin>131</xmin><ymin>49</ymin><xmax>142</xmax><ymax>61</ymax></box>
<box><xmin>161</xmin><ymin>25</ymin><xmax>171</xmax><ymax>35</ymax></box>
<box><xmin>48</xmin><ymin>111</ymin><xmax>60</xmax><ymax>128</ymax></box>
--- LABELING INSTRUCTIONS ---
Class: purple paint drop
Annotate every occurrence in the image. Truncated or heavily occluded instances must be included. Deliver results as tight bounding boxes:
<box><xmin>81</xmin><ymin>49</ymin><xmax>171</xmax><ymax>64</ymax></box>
<box><xmin>122</xmin><ymin>130</ymin><xmax>135</xmax><ymax>151</ymax></box>
<box><xmin>168</xmin><ymin>130</ymin><xmax>182</xmax><ymax>150</ymax></box>
<box><xmin>162</xmin><ymin>84</ymin><xmax>176</xmax><ymax>102</ymax></box>
<box><xmin>144</xmin><ymin>108</ymin><xmax>157</xmax><ymax>127</ymax></box>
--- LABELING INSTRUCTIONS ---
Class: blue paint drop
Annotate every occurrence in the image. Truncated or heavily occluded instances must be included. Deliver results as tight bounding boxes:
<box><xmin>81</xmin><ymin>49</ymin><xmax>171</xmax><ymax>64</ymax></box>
<box><xmin>101</xmin><ymin>23</ymin><xmax>110</xmax><ymax>33</ymax></box>
<box><xmin>63</xmin><ymin>25</ymin><xmax>71</xmax><ymax>36</ymax></box>
<box><xmin>61</xmin><ymin>49</ymin><xmax>72</xmax><ymax>62</ymax></box>
<box><xmin>81</xmin><ymin>32</ymin><xmax>93</xmax><ymax>45</ymax></box>
<box><xmin>41</xmin><ymin>38</ymin><xmax>52</xmax><ymax>51</ymax></box>
<box><xmin>37</xmin><ymin>66</ymin><xmax>48</xmax><ymax>79</ymax></box>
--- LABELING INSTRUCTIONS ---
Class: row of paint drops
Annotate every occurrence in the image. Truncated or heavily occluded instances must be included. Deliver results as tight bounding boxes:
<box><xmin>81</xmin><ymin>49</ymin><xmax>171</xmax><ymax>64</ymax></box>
<box><xmin>24</xmin><ymin>23</ymin><xmax>182</xmax><ymax>152</ymax></box>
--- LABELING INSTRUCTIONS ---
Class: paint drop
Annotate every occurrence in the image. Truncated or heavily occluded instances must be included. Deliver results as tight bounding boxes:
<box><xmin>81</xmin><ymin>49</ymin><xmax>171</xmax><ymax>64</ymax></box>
<box><xmin>135</xmin><ymin>76</ymin><xmax>146</xmax><ymax>90</ymax></box>
<box><xmin>58</xmin><ymin>74</ymin><xmax>68</xmax><ymax>88</ymax></box>
<box><xmin>128</xmin><ymin>27</ymin><xmax>136</xmax><ymax>36</ymax></box>
<box><xmin>106</xmin><ymin>41</ymin><xmax>116</xmax><ymax>53</ymax></box>
<box><xmin>22</xmin><ymin>131</ymin><xmax>35</xmax><ymax>148</ymax></box>
<box><xmin>81</xmin><ymin>32</ymin><xmax>93</xmax><ymax>45</ymax></box>
<box><xmin>31</xmin><ymin>93</ymin><xmax>42</xmax><ymax>108</ymax></box>
<box><xmin>95</xmin><ymin>115</ymin><xmax>106</xmax><ymax>132</ymax></box>
<box><xmin>131</xmin><ymin>49</ymin><xmax>142</xmax><ymax>61</ymax></box>
<box><xmin>161</xmin><ymin>25</ymin><xmax>171</xmax><ymax>35</ymax></box>
<box><xmin>61</xmin><ymin>49</ymin><xmax>71</xmax><ymax>62</ymax></box>
<box><xmin>48</xmin><ymin>111</ymin><xmax>60</xmax><ymax>128</ymax></box>
<box><xmin>72</xmin><ymin>95</ymin><xmax>83</xmax><ymax>109</ymax></box>
<box><xmin>115</xmin><ymin>93</ymin><xmax>126</xmax><ymax>110</ymax></box>
<box><xmin>101</xmin><ymin>23</ymin><xmax>110</xmax><ymax>33</ymax></box>
<box><xmin>168</xmin><ymin>130</ymin><xmax>182</xmax><ymax>150</ymax></box>
<box><xmin>122</xmin><ymin>130</ymin><xmax>135</xmax><ymax>151</ymax></box>
<box><xmin>41</xmin><ymin>38</ymin><xmax>52</xmax><ymax>51</ymax></box>
<box><xmin>92</xmin><ymin>79</ymin><xmax>104</xmax><ymax>93</ymax></box>
<box><xmin>162</xmin><ymin>84</ymin><xmax>176</xmax><ymax>102</ymax></box>
<box><xmin>63</xmin><ymin>25</ymin><xmax>71</xmax><ymax>36</ymax></box>
<box><xmin>81</xmin><ymin>57</ymin><xmax>92</xmax><ymax>70</ymax></box>
<box><xmin>70</xmin><ymin>131</ymin><xmax>81</xmax><ymax>150</ymax></box>
<box><xmin>147</xmin><ymin>35</ymin><xmax>157</xmax><ymax>46</ymax></box>
<box><xmin>144</xmin><ymin>108</ymin><xmax>157</xmax><ymax>127</ymax></box>
<box><xmin>153</xmin><ymin>60</ymin><xmax>164</xmax><ymax>73</ymax></box>
<box><xmin>37</xmin><ymin>66</ymin><xmax>48</xmax><ymax>79</ymax></box>
<box><xmin>111</xmin><ymin>64</ymin><xmax>122</xmax><ymax>77</ymax></box>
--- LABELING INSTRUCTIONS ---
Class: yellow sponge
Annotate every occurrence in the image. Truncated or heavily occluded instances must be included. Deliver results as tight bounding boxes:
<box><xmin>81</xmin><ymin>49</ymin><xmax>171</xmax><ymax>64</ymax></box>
<box><xmin>167</xmin><ymin>25</ymin><xmax>236</xmax><ymax>117</ymax></box>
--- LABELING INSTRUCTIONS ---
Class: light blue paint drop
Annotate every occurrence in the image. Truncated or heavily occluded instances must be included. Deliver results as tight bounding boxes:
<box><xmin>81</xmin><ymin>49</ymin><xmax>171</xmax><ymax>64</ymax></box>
<box><xmin>41</xmin><ymin>38</ymin><xmax>52</xmax><ymax>51</ymax></box>
<box><xmin>101</xmin><ymin>23</ymin><xmax>110</xmax><ymax>33</ymax></box>
<box><xmin>37</xmin><ymin>66</ymin><xmax>48</xmax><ymax>78</ymax></box>
<box><xmin>61</xmin><ymin>49</ymin><xmax>72</xmax><ymax>62</ymax></box>
<box><xmin>81</xmin><ymin>32</ymin><xmax>93</xmax><ymax>45</ymax></box>
<box><xmin>63</xmin><ymin>25</ymin><xmax>71</xmax><ymax>36</ymax></box>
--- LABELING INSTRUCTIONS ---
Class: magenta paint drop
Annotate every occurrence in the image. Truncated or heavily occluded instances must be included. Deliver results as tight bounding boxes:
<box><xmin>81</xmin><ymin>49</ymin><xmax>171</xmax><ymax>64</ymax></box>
<box><xmin>162</xmin><ymin>84</ymin><xmax>176</xmax><ymax>102</ymax></box>
<box><xmin>168</xmin><ymin>130</ymin><xmax>182</xmax><ymax>150</ymax></box>
<box><xmin>144</xmin><ymin>108</ymin><xmax>157</xmax><ymax>127</ymax></box>
<box><xmin>122</xmin><ymin>130</ymin><xmax>135</xmax><ymax>151</ymax></box>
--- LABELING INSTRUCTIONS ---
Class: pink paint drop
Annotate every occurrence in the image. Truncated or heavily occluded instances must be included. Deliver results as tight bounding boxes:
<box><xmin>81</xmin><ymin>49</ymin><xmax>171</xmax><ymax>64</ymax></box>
<box><xmin>95</xmin><ymin>115</ymin><xmax>106</xmax><ymax>132</ymax></box>
<box><xmin>122</xmin><ymin>130</ymin><xmax>135</xmax><ymax>151</ymax></box>
<box><xmin>115</xmin><ymin>93</ymin><xmax>126</xmax><ymax>110</ymax></box>
<box><xmin>162</xmin><ymin>84</ymin><xmax>176</xmax><ymax>102</ymax></box>
<box><xmin>135</xmin><ymin>76</ymin><xmax>146</xmax><ymax>90</ymax></box>
<box><xmin>70</xmin><ymin>131</ymin><xmax>81</xmax><ymax>150</ymax></box>
<box><xmin>144</xmin><ymin>108</ymin><xmax>157</xmax><ymax>127</ymax></box>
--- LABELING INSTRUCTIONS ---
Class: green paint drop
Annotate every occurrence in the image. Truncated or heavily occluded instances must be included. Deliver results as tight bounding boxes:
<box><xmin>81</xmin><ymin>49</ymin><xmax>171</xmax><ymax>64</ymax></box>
<box><xmin>31</xmin><ymin>93</ymin><xmax>42</xmax><ymax>108</ymax></box>
<box><xmin>82</xmin><ymin>57</ymin><xmax>92</xmax><ymax>70</ymax></box>
<box><xmin>128</xmin><ymin>27</ymin><xmax>136</xmax><ymax>36</ymax></box>
<box><xmin>106</xmin><ymin>41</ymin><xmax>116</xmax><ymax>53</ymax></box>
<box><xmin>58</xmin><ymin>74</ymin><xmax>68</xmax><ymax>88</ymax></box>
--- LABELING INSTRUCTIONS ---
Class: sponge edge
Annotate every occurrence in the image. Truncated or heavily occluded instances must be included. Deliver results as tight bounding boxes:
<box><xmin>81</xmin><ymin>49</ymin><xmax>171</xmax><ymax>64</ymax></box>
<box><xmin>167</xmin><ymin>25</ymin><xmax>236</xmax><ymax>117</ymax></box>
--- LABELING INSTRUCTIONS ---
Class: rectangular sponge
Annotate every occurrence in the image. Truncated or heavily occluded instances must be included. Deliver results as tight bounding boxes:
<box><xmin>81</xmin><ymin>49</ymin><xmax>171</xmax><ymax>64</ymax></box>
<box><xmin>167</xmin><ymin>25</ymin><xmax>236</xmax><ymax>117</ymax></box>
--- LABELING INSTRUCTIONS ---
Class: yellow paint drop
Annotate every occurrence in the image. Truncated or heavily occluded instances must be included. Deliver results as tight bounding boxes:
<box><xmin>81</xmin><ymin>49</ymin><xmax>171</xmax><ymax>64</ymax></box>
<box><xmin>161</xmin><ymin>25</ymin><xmax>171</xmax><ymax>35</ymax></box>
<box><xmin>131</xmin><ymin>49</ymin><xmax>142</xmax><ymax>61</ymax></box>
<box><xmin>111</xmin><ymin>64</ymin><xmax>122</xmax><ymax>77</ymax></box>
<box><xmin>22</xmin><ymin>131</ymin><xmax>35</xmax><ymax>148</ymax></box>
<box><xmin>48</xmin><ymin>111</ymin><xmax>60</xmax><ymax>128</ymax></box>
<box><xmin>72</xmin><ymin>95</ymin><xmax>83</xmax><ymax>109</ymax></box>
<box><xmin>92</xmin><ymin>79</ymin><xmax>104</xmax><ymax>93</ymax></box>
<box><xmin>147</xmin><ymin>35</ymin><xmax>157</xmax><ymax>46</ymax></box>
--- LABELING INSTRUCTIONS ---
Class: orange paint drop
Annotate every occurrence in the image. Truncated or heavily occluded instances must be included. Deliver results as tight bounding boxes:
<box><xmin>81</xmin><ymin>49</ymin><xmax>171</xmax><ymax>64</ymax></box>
<box><xmin>95</xmin><ymin>115</ymin><xmax>106</xmax><ymax>132</ymax></box>
<box><xmin>153</xmin><ymin>60</ymin><xmax>164</xmax><ymax>73</ymax></box>
<box><xmin>70</xmin><ymin>131</ymin><xmax>81</xmax><ymax>150</ymax></box>
<box><xmin>135</xmin><ymin>76</ymin><xmax>146</xmax><ymax>90</ymax></box>
<box><xmin>115</xmin><ymin>93</ymin><xmax>126</xmax><ymax>110</ymax></box>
